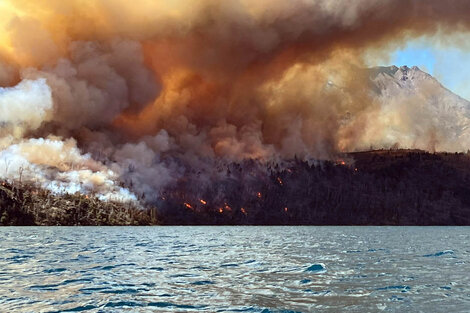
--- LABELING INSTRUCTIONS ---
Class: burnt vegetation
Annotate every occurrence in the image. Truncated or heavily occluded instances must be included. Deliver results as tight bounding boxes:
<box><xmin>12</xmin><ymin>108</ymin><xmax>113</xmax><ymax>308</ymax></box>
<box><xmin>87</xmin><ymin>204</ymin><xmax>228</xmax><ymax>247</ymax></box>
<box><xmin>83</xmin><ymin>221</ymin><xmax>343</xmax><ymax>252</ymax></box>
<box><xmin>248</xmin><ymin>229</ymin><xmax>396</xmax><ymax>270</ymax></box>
<box><xmin>0</xmin><ymin>181</ymin><xmax>157</xmax><ymax>226</ymax></box>
<box><xmin>2</xmin><ymin>149</ymin><xmax>470</xmax><ymax>225</ymax></box>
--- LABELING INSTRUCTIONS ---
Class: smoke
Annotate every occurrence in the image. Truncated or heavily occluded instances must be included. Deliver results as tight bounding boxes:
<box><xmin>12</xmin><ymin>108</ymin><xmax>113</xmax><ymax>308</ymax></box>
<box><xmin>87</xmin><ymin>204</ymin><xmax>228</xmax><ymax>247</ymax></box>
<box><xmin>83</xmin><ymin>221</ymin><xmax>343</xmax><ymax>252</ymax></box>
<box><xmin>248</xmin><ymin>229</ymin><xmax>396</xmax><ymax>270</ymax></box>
<box><xmin>0</xmin><ymin>136</ymin><xmax>136</xmax><ymax>202</ymax></box>
<box><xmin>349</xmin><ymin>65</ymin><xmax>470</xmax><ymax>153</ymax></box>
<box><xmin>1</xmin><ymin>0</ymin><xmax>470</xmax><ymax>203</ymax></box>
<box><xmin>20</xmin><ymin>39</ymin><xmax>160</xmax><ymax>130</ymax></box>
<box><xmin>0</xmin><ymin>79</ymin><xmax>52</xmax><ymax>136</ymax></box>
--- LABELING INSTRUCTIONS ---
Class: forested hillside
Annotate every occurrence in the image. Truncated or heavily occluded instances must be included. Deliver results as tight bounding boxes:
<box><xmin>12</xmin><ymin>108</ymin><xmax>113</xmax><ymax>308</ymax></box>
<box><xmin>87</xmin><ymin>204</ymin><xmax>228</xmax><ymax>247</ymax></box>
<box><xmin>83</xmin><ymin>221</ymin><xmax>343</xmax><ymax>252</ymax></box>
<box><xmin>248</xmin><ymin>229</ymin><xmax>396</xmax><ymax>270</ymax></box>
<box><xmin>2</xmin><ymin>150</ymin><xmax>470</xmax><ymax>225</ymax></box>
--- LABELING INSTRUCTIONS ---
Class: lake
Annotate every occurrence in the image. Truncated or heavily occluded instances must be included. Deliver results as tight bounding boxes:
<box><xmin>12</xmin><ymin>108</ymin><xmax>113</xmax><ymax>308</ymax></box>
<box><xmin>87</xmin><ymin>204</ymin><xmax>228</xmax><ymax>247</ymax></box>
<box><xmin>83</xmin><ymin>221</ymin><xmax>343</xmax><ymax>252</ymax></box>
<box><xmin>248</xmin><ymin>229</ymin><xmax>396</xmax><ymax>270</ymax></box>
<box><xmin>0</xmin><ymin>227</ymin><xmax>469</xmax><ymax>312</ymax></box>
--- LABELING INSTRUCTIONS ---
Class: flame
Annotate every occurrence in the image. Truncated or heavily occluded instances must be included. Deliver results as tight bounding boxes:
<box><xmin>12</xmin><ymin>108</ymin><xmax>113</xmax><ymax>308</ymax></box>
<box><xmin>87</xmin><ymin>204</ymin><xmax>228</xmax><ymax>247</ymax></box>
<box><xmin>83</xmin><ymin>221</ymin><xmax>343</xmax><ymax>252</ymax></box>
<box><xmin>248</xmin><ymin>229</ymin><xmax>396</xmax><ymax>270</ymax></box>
<box><xmin>277</xmin><ymin>177</ymin><xmax>283</xmax><ymax>185</ymax></box>
<box><xmin>284</xmin><ymin>207</ymin><xmax>288</xmax><ymax>212</ymax></box>
<box><xmin>200</xmin><ymin>199</ymin><xmax>207</xmax><ymax>205</ymax></box>
<box><xmin>257</xmin><ymin>192</ymin><xmax>262</xmax><ymax>198</ymax></box>
<box><xmin>184</xmin><ymin>202</ymin><xmax>194</xmax><ymax>210</ymax></box>
<box><xmin>219</xmin><ymin>207</ymin><xmax>223</xmax><ymax>213</ymax></box>
<box><xmin>224</xmin><ymin>203</ymin><xmax>232</xmax><ymax>211</ymax></box>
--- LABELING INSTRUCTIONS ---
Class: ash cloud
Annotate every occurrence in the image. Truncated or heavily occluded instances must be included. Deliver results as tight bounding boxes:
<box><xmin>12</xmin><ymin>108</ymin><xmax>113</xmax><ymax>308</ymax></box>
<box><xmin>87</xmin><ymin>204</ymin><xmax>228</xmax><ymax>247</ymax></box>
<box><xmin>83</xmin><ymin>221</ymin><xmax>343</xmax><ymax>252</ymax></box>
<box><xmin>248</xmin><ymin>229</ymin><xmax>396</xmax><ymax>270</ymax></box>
<box><xmin>1</xmin><ymin>0</ymin><xmax>470</xmax><ymax>203</ymax></box>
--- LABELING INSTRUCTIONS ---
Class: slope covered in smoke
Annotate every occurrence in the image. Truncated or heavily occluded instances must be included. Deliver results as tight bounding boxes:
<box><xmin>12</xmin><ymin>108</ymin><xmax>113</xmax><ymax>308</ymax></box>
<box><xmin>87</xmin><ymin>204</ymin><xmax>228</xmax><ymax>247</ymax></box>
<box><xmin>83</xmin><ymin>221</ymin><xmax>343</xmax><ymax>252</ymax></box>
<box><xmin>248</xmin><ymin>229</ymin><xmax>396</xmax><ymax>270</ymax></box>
<box><xmin>365</xmin><ymin>65</ymin><xmax>470</xmax><ymax>152</ymax></box>
<box><xmin>1</xmin><ymin>62</ymin><xmax>470</xmax><ymax>208</ymax></box>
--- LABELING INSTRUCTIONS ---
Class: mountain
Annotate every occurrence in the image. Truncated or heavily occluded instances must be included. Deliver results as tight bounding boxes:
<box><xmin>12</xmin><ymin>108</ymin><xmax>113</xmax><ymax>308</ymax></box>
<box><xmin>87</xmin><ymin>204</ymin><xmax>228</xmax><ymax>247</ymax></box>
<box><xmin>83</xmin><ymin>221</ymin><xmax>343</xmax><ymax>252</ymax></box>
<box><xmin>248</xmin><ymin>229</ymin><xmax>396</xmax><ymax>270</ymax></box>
<box><xmin>370</xmin><ymin>65</ymin><xmax>469</xmax><ymax>112</ymax></box>
<box><xmin>365</xmin><ymin>65</ymin><xmax>470</xmax><ymax>152</ymax></box>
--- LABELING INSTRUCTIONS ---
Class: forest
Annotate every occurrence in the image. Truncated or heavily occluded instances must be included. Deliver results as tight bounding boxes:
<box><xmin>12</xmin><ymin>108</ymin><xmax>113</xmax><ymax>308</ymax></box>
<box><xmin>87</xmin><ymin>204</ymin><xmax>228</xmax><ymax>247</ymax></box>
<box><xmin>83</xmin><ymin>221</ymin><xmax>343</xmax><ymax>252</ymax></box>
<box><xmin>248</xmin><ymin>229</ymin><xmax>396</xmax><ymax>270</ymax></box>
<box><xmin>157</xmin><ymin>150</ymin><xmax>470</xmax><ymax>225</ymax></box>
<box><xmin>2</xmin><ymin>149</ymin><xmax>470</xmax><ymax>225</ymax></box>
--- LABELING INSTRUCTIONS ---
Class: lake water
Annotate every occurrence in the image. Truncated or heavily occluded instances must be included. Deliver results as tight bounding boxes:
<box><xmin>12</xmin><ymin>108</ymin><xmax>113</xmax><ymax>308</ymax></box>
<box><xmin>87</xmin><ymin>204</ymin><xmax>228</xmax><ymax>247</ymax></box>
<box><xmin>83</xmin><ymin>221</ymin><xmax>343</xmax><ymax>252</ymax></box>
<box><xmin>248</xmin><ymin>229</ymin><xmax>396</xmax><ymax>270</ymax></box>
<box><xmin>0</xmin><ymin>227</ymin><xmax>469</xmax><ymax>312</ymax></box>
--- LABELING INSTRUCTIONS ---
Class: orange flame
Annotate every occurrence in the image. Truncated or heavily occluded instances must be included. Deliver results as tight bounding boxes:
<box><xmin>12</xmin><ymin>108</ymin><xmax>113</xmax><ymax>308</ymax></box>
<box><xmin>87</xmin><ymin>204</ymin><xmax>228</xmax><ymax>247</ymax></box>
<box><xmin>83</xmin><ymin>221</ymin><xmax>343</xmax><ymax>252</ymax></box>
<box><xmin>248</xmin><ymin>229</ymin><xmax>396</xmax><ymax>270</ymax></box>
<box><xmin>219</xmin><ymin>208</ymin><xmax>223</xmax><ymax>213</ymax></box>
<box><xmin>200</xmin><ymin>199</ymin><xmax>207</xmax><ymax>205</ymax></box>
<box><xmin>257</xmin><ymin>192</ymin><xmax>262</xmax><ymax>198</ymax></box>
<box><xmin>184</xmin><ymin>202</ymin><xmax>194</xmax><ymax>210</ymax></box>
<box><xmin>224</xmin><ymin>204</ymin><xmax>232</xmax><ymax>211</ymax></box>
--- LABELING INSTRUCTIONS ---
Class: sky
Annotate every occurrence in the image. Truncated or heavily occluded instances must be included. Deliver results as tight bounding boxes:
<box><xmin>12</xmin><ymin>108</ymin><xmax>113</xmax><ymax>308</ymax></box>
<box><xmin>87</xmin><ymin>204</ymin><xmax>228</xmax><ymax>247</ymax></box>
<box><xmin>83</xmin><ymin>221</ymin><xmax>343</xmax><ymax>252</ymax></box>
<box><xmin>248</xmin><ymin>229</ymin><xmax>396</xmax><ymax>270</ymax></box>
<box><xmin>389</xmin><ymin>41</ymin><xmax>470</xmax><ymax>100</ymax></box>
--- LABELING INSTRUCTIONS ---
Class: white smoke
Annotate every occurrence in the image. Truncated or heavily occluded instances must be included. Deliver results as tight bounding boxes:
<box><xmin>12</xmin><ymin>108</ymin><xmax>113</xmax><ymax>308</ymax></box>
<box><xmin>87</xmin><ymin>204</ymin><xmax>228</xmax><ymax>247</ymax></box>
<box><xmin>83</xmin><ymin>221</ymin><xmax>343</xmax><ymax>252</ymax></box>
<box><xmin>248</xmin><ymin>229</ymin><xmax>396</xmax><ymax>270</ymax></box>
<box><xmin>0</xmin><ymin>136</ymin><xmax>137</xmax><ymax>202</ymax></box>
<box><xmin>0</xmin><ymin>78</ymin><xmax>52</xmax><ymax>136</ymax></box>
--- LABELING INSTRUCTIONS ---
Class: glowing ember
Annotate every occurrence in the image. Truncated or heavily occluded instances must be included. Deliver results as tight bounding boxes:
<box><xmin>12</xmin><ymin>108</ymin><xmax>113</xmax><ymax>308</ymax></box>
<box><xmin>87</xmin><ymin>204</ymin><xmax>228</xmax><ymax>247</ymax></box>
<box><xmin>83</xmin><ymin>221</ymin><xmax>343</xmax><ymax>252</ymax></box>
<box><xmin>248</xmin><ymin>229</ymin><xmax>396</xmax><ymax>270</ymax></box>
<box><xmin>219</xmin><ymin>208</ymin><xmax>223</xmax><ymax>213</ymax></box>
<box><xmin>184</xmin><ymin>203</ymin><xmax>194</xmax><ymax>210</ymax></box>
<box><xmin>284</xmin><ymin>207</ymin><xmax>288</xmax><ymax>212</ymax></box>
<box><xmin>257</xmin><ymin>192</ymin><xmax>262</xmax><ymax>198</ymax></box>
<box><xmin>277</xmin><ymin>177</ymin><xmax>283</xmax><ymax>185</ymax></box>
<box><xmin>200</xmin><ymin>199</ymin><xmax>207</xmax><ymax>205</ymax></box>
<box><xmin>240</xmin><ymin>208</ymin><xmax>247</xmax><ymax>215</ymax></box>
<box><xmin>224</xmin><ymin>204</ymin><xmax>232</xmax><ymax>211</ymax></box>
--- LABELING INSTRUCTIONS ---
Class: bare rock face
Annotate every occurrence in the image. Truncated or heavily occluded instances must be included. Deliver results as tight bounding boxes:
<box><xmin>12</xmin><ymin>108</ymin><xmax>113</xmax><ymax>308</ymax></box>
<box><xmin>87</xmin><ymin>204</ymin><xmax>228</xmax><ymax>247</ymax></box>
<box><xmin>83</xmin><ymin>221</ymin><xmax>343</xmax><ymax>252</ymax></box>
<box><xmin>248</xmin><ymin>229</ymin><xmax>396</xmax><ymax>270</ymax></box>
<box><xmin>371</xmin><ymin>65</ymin><xmax>433</xmax><ymax>91</ymax></box>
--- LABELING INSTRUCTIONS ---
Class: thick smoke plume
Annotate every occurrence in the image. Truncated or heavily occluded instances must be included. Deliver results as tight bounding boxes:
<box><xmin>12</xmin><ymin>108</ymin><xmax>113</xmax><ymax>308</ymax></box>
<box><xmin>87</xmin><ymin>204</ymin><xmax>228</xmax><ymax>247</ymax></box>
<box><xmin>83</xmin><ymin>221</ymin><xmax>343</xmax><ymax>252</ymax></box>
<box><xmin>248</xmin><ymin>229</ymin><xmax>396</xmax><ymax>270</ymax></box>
<box><xmin>1</xmin><ymin>0</ymin><xmax>470</xmax><ymax>202</ymax></box>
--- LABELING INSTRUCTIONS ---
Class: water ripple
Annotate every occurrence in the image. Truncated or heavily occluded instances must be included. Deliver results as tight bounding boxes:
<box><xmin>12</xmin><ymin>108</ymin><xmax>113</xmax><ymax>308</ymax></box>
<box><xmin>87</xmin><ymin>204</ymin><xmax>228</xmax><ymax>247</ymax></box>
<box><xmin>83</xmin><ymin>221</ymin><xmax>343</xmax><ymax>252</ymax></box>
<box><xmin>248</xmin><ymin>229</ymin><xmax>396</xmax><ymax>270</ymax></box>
<box><xmin>0</xmin><ymin>226</ymin><xmax>469</xmax><ymax>312</ymax></box>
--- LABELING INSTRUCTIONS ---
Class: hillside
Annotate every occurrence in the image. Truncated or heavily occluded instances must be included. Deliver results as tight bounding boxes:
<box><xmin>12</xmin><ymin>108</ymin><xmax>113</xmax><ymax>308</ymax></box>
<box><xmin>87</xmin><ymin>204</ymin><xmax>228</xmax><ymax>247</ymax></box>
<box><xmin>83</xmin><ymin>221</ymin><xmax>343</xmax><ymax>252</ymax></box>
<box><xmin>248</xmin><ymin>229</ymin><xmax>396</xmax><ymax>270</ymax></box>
<box><xmin>0</xmin><ymin>181</ymin><xmax>157</xmax><ymax>226</ymax></box>
<box><xmin>154</xmin><ymin>149</ymin><xmax>470</xmax><ymax>225</ymax></box>
<box><xmin>2</xmin><ymin>149</ymin><xmax>470</xmax><ymax>225</ymax></box>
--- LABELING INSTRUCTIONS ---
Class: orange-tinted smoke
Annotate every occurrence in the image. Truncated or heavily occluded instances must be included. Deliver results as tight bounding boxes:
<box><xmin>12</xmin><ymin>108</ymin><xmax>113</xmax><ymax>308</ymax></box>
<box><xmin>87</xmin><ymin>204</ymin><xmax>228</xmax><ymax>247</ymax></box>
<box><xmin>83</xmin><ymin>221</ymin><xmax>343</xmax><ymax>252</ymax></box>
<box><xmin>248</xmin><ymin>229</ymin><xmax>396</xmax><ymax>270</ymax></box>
<box><xmin>2</xmin><ymin>1</ymin><xmax>470</xmax><ymax>159</ymax></box>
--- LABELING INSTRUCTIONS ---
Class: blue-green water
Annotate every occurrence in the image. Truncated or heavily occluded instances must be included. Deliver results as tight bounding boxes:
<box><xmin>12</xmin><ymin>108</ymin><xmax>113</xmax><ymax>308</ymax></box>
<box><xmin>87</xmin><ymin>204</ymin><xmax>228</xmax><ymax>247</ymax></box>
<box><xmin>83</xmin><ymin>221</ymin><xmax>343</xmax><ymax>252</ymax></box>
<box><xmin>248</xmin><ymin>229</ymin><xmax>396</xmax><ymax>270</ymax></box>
<box><xmin>0</xmin><ymin>227</ymin><xmax>469</xmax><ymax>312</ymax></box>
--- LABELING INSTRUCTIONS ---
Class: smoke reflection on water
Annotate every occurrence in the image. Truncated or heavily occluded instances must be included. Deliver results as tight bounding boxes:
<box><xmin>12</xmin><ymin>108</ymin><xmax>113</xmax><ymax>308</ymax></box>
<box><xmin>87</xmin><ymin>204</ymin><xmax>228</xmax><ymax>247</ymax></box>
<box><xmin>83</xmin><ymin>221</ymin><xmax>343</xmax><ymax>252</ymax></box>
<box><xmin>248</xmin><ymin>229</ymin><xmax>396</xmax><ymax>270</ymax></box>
<box><xmin>0</xmin><ymin>226</ymin><xmax>469</xmax><ymax>312</ymax></box>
